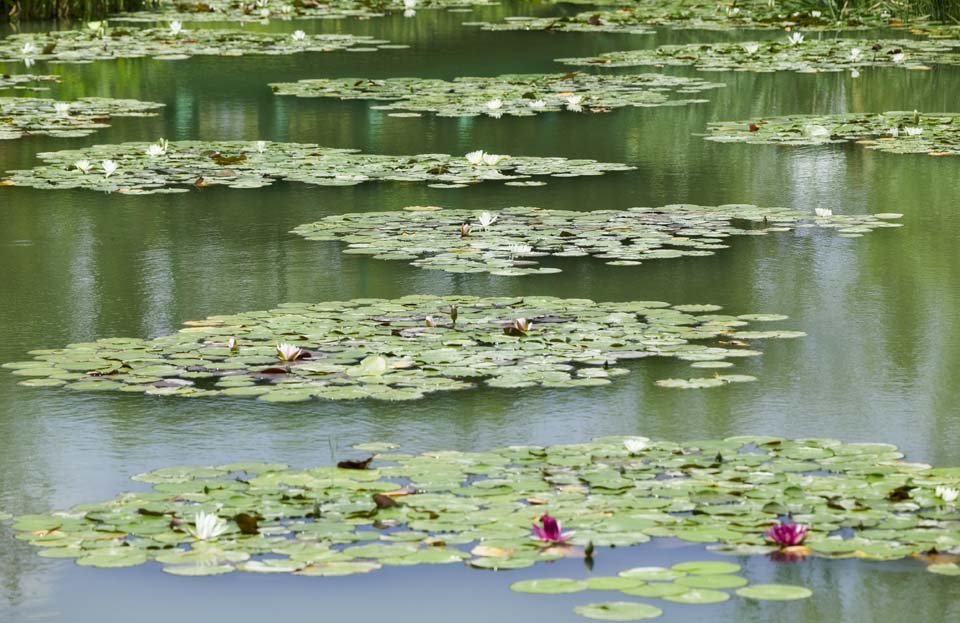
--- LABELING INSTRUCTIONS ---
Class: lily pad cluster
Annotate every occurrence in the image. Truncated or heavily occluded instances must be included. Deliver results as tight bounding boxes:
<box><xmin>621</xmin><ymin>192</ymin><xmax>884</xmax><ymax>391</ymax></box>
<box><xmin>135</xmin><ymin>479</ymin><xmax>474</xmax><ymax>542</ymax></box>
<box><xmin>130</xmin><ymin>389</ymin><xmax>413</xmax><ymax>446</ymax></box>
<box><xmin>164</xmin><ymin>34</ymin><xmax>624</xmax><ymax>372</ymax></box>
<box><xmin>1</xmin><ymin>141</ymin><xmax>634</xmax><ymax>193</ymax></box>
<box><xmin>705</xmin><ymin>111</ymin><xmax>960</xmax><ymax>156</ymax></box>
<box><xmin>0</xmin><ymin>73</ymin><xmax>60</xmax><ymax>91</ymax></box>
<box><xmin>270</xmin><ymin>72</ymin><xmax>725</xmax><ymax>118</ymax></box>
<box><xmin>291</xmin><ymin>204</ymin><xmax>903</xmax><ymax>276</ymax></box>
<box><xmin>516</xmin><ymin>562</ymin><xmax>812</xmax><ymax>620</ymax></box>
<box><xmin>113</xmin><ymin>0</ymin><xmax>498</xmax><ymax>23</ymax></box>
<box><xmin>468</xmin><ymin>2</ymin><xmax>916</xmax><ymax>35</ymax></box>
<box><xmin>559</xmin><ymin>39</ymin><xmax>960</xmax><ymax>74</ymax></box>
<box><xmin>0</xmin><ymin>97</ymin><xmax>164</xmax><ymax>140</ymax></box>
<box><xmin>1</xmin><ymin>27</ymin><xmax>396</xmax><ymax>64</ymax></box>
<box><xmin>3</xmin><ymin>295</ymin><xmax>802</xmax><ymax>402</ymax></box>
<box><xmin>9</xmin><ymin>436</ymin><xmax>960</xmax><ymax>578</ymax></box>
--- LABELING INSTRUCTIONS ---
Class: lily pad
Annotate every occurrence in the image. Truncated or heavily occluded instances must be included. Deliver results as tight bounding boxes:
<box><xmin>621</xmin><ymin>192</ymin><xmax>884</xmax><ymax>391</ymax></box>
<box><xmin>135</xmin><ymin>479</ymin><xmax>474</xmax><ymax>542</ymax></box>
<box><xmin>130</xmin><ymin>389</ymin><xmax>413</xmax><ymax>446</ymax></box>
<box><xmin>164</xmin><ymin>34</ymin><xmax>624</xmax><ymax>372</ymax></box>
<box><xmin>0</xmin><ymin>74</ymin><xmax>60</xmax><ymax>91</ymax></box>
<box><xmin>511</xmin><ymin>578</ymin><xmax>589</xmax><ymax>593</ymax></box>
<box><xmin>735</xmin><ymin>584</ymin><xmax>814</xmax><ymax>600</ymax></box>
<box><xmin>705</xmin><ymin>111</ymin><xmax>960</xmax><ymax>156</ymax></box>
<box><xmin>271</xmin><ymin>72</ymin><xmax>724</xmax><ymax>118</ymax></box>
<box><xmin>3</xmin><ymin>141</ymin><xmax>634</xmax><ymax>194</ymax></box>
<box><xmin>5</xmin><ymin>295</ymin><xmax>804</xmax><ymax>401</ymax></box>
<box><xmin>574</xmin><ymin>602</ymin><xmax>663</xmax><ymax>621</ymax></box>
<box><xmin>2</xmin><ymin>26</ymin><xmax>395</xmax><ymax>64</ymax></box>
<box><xmin>0</xmin><ymin>97</ymin><xmax>164</xmax><ymax>141</ymax></box>
<box><xmin>560</xmin><ymin>39</ymin><xmax>960</xmax><ymax>74</ymax></box>
<box><xmin>292</xmin><ymin>205</ymin><xmax>901</xmax><ymax>276</ymax></box>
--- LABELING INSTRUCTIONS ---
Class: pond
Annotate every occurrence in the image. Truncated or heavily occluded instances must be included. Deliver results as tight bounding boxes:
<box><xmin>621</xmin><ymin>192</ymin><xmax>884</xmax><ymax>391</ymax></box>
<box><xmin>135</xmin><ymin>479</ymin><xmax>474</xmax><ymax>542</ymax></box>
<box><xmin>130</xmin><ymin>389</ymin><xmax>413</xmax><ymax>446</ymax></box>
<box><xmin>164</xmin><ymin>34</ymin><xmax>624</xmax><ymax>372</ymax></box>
<box><xmin>1</xmin><ymin>3</ymin><xmax>959</xmax><ymax>622</ymax></box>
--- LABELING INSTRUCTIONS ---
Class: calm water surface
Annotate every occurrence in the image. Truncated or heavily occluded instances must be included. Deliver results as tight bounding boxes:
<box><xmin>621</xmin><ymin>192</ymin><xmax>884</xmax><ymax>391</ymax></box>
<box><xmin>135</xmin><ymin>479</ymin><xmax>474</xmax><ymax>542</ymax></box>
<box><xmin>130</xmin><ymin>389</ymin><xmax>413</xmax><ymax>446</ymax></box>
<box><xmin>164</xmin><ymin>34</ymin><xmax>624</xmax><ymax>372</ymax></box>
<box><xmin>1</xmin><ymin>5</ymin><xmax>959</xmax><ymax>622</ymax></box>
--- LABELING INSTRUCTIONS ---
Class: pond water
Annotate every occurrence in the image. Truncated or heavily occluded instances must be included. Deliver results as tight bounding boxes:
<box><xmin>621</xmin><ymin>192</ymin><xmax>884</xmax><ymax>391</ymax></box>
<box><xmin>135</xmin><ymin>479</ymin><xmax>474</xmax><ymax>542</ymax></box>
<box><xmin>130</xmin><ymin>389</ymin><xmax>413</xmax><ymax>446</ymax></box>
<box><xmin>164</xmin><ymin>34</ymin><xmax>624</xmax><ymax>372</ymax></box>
<box><xmin>1</xmin><ymin>3</ymin><xmax>959</xmax><ymax>622</ymax></box>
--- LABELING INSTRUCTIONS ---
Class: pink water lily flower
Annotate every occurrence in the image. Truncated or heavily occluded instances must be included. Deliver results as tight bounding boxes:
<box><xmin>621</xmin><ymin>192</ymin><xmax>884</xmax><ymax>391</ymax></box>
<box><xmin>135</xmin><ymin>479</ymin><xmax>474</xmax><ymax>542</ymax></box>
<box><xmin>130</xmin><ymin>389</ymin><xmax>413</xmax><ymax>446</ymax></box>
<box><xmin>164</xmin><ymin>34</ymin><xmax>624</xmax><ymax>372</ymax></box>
<box><xmin>765</xmin><ymin>521</ymin><xmax>808</xmax><ymax>547</ymax></box>
<box><xmin>532</xmin><ymin>513</ymin><xmax>574</xmax><ymax>544</ymax></box>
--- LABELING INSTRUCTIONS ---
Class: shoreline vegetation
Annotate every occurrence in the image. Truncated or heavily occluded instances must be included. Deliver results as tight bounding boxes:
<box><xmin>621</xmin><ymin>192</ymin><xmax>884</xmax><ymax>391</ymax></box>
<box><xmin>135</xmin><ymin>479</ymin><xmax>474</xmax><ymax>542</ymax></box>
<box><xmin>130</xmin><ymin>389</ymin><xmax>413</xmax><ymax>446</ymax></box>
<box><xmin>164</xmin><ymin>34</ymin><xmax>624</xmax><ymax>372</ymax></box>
<box><xmin>1</xmin><ymin>1</ymin><xmax>959</xmax><ymax>24</ymax></box>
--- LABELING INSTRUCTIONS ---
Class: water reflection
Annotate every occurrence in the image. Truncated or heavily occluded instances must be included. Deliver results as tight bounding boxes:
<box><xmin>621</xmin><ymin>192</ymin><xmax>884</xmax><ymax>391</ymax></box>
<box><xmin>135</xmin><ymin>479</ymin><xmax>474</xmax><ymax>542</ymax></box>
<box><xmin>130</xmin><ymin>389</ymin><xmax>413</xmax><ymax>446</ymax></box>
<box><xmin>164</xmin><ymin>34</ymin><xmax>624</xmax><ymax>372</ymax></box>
<box><xmin>1</xmin><ymin>8</ymin><xmax>960</xmax><ymax>622</ymax></box>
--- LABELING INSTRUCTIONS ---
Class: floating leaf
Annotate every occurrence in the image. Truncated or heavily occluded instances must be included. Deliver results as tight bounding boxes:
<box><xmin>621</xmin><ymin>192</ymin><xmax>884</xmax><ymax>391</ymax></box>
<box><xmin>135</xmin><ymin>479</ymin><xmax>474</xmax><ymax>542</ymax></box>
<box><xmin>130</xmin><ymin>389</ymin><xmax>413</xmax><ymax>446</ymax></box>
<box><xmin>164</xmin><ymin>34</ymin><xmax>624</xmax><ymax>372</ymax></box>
<box><xmin>272</xmin><ymin>73</ymin><xmax>723</xmax><ymax>117</ymax></box>
<box><xmin>511</xmin><ymin>578</ymin><xmax>589</xmax><ymax>593</ymax></box>
<box><xmin>292</xmin><ymin>205</ymin><xmax>901</xmax><ymax>276</ymax></box>
<box><xmin>736</xmin><ymin>584</ymin><xmax>814</xmax><ymax>600</ymax></box>
<box><xmin>0</xmin><ymin>97</ymin><xmax>163</xmax><ymax>141</ymax></box>
<box><xmin>705</xmin><ymin>111</ymin><xmax>960</xmax><ymax>157</ymax></box>
<box><xmin>574</xmin><ymin>602</ymin><xmax>663</xmax><ymax>621</ymax></box>
<box><xmin>4</xmin><ymin>141</ymin><xmax>634</xmax><ymax>194</ymax></box>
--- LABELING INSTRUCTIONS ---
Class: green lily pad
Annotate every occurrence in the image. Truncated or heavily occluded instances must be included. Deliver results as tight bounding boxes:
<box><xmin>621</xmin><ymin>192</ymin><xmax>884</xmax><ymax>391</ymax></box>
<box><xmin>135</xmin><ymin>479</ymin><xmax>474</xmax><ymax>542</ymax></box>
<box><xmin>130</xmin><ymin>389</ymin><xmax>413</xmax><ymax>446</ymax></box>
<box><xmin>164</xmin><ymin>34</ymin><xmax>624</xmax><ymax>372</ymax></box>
<box><xmin>662</xmin><ymin>589</ymin><xmax>731</xmax><ymax>604</ymax></box>
<box><xmin>292</xmin><ymin>205</ymin><xmax>899</xmax><ymax>277</ymax></box>
<box><xmin>0</xmin><ymin>97</ymin><xmax>164</xmax><ymax>141</ymax></box>
<box><xmin>272</xmin><ymin>72</ymin><xmax>723</xmax><ymax>118</ymax></box>
<box><xmin>2</xmin><ymin>26</ymin><xmax>395</xmax><ymax>64</ymax></box>
<box><xmin>736</xmin><ymin>584</ymin><xmax>814</xmax><ymax>600</ymax></box>
<box><xmin>670</xmin><ymin>561</ymin><xmax>741</xmax><ymax>574</ymax></box>
<box><xmin>511</xmin><ymin>578</ymin><xmax>589</xmax><ymax>593</ymax></box>
<box><xmin>574</xmin><ymin>602</ymin><xmax>663</xmax><ymax>621</ymax></box>
<box><xmin>4</xmin><ymin>141</ymin><xmax>634</xmax><ymax>194</ymax></box>
<box><xmin>705</xmin><ymin>111</ymin><xmax>960</xmax><ymax>157</ymax></box>
<box><xmin>927</xmin><ymin>563</ymin><xmax>960</xmax><ymax>576</ymax></box>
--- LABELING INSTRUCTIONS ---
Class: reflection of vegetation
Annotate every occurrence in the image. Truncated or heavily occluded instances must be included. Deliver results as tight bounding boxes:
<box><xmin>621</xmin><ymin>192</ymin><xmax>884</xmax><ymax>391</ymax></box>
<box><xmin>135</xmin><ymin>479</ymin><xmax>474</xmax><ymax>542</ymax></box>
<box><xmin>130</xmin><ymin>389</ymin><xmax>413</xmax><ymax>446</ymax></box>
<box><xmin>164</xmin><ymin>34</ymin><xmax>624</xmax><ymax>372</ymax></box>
<box><xmin>1</xmin><ymin>0</ymin><xmax>152</xmax><ymax>22</ymax></box>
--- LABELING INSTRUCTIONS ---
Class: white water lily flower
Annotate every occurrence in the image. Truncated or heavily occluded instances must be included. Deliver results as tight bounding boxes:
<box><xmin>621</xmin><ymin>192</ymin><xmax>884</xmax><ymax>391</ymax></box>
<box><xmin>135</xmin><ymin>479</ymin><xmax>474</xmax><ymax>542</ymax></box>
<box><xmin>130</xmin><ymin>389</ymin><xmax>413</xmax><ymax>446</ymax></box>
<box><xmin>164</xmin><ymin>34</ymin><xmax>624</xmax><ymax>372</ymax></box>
<box><xmin>891</xmin><ymin>53</ymin><xmax>905</xmax><ymax>64</ymax></box>
<box><xmin>904</xmin><ymin>127</ymin><xmax>923</xmax><ymax>136</ymax></box>
<box><xmin>260</xmin><ymin>8</ymin><xmax>271</xmax><ymax>17</ymax></box>
<box><xmin>936</xmin><ymin>486</ymin><xmax>959</xmax><ymax>503</ymax></box>
<box><xmin>527</xmin><ymin>99</ymin><xmax>546</xmax><ymax>109</ymax></box>
<box><xmin>509</xmin><ymin>244</ymin><xmax>532</xmax><ymax>255</ymax></box>
<box><xmin>465</xmin><ymin>150</ymin><xmax>486</xmax><ymax>166</ymax></box>
<box><xmin>23</xmin><ymin>57</ymin><xmax>35</xmax><ymax>68</ymax></box>
<box><xmin>850</xmin><ymin>48</ymin><xmax>862</xmax><ymax>61</ymax></box>
<box><xmin>482</xmin><ymin>153</ymin><xmax>505</xmax><ymax>166</ymax></box>
<box><xmin>742</xmin><ymin>42</ymin><xmax>760</xmax><ymax>55</ymax></box>
<box><xmin>811</xmin><ymin>10</ymin><xmax>821</xmax><ymax>17</ymax></box>
<box><xmin>145</xmin><ymin>138</ymin><xmax>169</xmax><ymax>157</ymax></box>
<box><xmin>565</xmin><ymin>95</ymin><xmax>583</xmax><ymax>112</ymax></box>
<box><xmin>276</xmin><ymin>343</ymin><xmax>304</xmax><ymax>362</ymax></box>
<box><xmin>21</xmin><ymin>42</ymin><xmax>36</xmax><ymax>56</ymax></box>
<box><xmin>511</xmin><ymin>318</ymin><xmax>533</xmax><ymax>333</ymax></box>
<box><xmin>255</xmin><ymin>140</ymin><xmax>267</xmax><ymax>153</ymax></box>
<box><xmin>888</xmin><ymin>127</ymin><xmax>900</xmax><ymax>138</ymax></box>
<box><xmin>624</xmin><ymin>437</ymin><xmax>649</xmax><ymax>454</ymax></box>
<box><xmin>292</xmin><ymin>30</ymin><xmax>306</xmax><ymax>41</ymax></box>
<box><xmin>803</xmin><ymin>124</ymin><xmax>830</xmax><ymax>138</ymax></box>
<box><xmin>102</xmin><ymin>160</ymin><xmax>118</xmax><ymax>177</ymax></box>
<box><xmin>477</xmin><ymin>211</ymin><xmax>499</xmax><ymax>229</ymax></box>
<box><xmin>190</xmin><ymin>511</ymin><xmax>228</xmax><ymax>541</ymax></box>
<box><xmin>403</xmin><ymin>0</ymin><xmax>417</xmax><ymax>7</ymax></box>
<box><xmin>485</xmin><ymin>98</ymin><xmax>503</xmax><ymax>111</ymax></box>
<box><xmin>814</xmin><ymin>208</ymin><xmax>833</xmax><ymax>217</ymax></box>
<box><xmin>227</xmin><ymin>337</ymin><xmax>239</xmax><ymax>353</ymax></box>
<box><xmin>281</xmin><ymin>5</ymin><xmax>293</xmax><ymax>13</ymax></box>
<box><xmin>787</xmin><ymin>32</ymin><xmax>804</xmax><ymax>46</ymax></box>
<box><xmin>75</xmin><ymin>159</ymin><xmax>92</xmax><ymax>174</ymax></box>
<box><xmin>54</xmin><ymin>102</ymin><xmax>71</xmax><ymax>116</ymax></box>
<box><xmin>169</xmin><ymin>20</ymin><xmax>183</xmax><ymax>36</ymax></box>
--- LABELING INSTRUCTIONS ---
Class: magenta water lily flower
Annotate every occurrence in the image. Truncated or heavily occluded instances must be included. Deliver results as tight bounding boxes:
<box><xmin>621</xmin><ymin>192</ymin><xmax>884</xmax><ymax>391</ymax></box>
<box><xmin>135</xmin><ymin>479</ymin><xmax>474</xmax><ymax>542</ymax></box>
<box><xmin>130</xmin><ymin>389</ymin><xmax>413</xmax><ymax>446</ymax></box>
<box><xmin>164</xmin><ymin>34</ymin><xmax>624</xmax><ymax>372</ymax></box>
<box><xmin>765</xmin><ymin>521</ymin><xmax>808</xmax><ymax>547</ymax></box>
<box><xmin>532</xmin><ymin>514</ymin><xmax>574</xmax><ymax>544</ymax></box>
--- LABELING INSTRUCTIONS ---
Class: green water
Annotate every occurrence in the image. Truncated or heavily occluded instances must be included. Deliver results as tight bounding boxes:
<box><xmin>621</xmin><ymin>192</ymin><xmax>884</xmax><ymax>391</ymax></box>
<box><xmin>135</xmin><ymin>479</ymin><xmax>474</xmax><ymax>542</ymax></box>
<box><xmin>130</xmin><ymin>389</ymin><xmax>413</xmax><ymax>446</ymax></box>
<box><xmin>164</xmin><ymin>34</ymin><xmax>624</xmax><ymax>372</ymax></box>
<box><xmin>1</xmin><ymin>5</ymin><xmax>959</xmax><ymax>622</ymax></box>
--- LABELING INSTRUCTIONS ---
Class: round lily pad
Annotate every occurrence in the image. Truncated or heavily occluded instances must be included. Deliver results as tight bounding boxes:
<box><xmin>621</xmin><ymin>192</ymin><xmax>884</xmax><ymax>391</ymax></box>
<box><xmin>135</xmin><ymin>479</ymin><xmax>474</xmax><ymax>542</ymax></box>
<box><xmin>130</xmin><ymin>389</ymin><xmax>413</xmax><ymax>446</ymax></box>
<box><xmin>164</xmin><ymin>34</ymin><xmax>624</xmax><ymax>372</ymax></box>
<box><xmin>511</xmin><ymin>578</ymin><xmax>589</xmax><ymax>593</ymax></box>
<box><xmin>574</xmin><ymin>602</ymin><xmax>663</xmax><ymax>621</ymax></box>
<box><xmin>735</xmin><ymin>584</ymin><xmax>814</xmax><ymax>600</ymax></box>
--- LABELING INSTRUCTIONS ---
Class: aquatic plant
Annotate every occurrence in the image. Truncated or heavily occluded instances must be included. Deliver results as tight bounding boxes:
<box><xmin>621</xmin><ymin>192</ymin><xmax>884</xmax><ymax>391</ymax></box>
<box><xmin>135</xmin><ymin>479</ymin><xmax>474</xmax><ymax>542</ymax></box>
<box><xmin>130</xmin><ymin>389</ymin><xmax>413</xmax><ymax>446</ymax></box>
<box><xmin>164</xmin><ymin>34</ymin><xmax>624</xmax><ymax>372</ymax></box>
<box><xmin>2</xmin><ymin>141</ymin><xmax>634</xmax><ymax>193</ymax></box>
<box><xmin>0</xmin><ymin>97</ymin><xmax>163</xmax><ymax>141</ymax></box>
<box><xmin>290</xmin><ymin>205</ymin><xmax>902</xmax><ymax>276</ymax></box>
<box><xmin>705</xmin><ymin>111</ymin><xmax>960</xmax><ymax>156</ymax></box>
<box><xmin>271</xmin><ymin>72</ymin><xmax>724</xmax><ymax>118</ymax></box>
<box><xmin>532</xmin><ymin>514</ymin><xmax>573</xmax><ymax>544</ymax></box>
<box><xmin>765</xmin><ymin>521</ymin><xmax>808</xmax><ymax>547</ymax></box>
<box><xmin>3</xmin><ymin>295</ymin><xmax>805</xmax><ymax>401</ymax></box>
